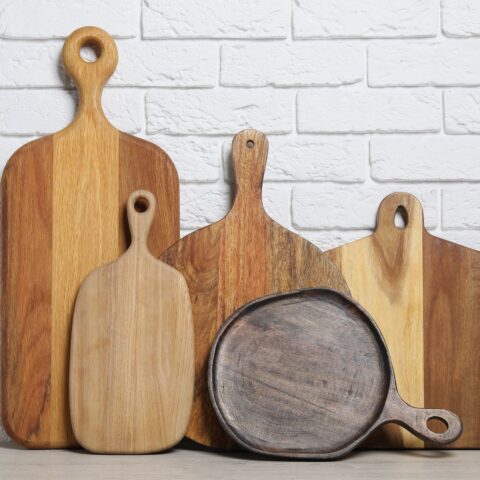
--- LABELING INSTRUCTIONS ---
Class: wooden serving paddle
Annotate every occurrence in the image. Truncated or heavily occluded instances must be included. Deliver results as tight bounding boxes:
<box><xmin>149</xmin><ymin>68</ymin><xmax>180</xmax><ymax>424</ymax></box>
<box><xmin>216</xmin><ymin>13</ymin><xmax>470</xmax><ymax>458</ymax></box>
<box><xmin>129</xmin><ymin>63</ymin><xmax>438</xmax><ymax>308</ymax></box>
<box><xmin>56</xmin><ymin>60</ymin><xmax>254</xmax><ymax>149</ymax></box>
<box><xmin>161</xmin><ymin>129</ymin><xmax>350</xmax><ymax>449</ymax></box>
<box><xmin>70</xmin><ymin>190</ymin><xmax>194</xmax><ymax>454</ymax></box>
<box><xmin>209</xmin><ymin>289</ymin><xmax>462</xmax><ymax>459</ymax></box>
<box><xmin>1</xmin><ymin>27</ymin><xmax>179</xmax><ymax>448</ymax></box>
<box><xmin>327</xmin><ymin>192</ymin><xmax>480</xmax><ymax>449</ymax></box>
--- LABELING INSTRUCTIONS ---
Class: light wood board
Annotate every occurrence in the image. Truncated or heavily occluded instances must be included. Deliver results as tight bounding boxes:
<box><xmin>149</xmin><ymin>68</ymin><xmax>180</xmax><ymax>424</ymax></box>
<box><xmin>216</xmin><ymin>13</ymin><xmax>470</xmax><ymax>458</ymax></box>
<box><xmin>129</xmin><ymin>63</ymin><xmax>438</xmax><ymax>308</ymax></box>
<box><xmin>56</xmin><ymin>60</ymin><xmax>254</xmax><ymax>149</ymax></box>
<box><xmin>161</xmin><ymin>129</ymin><xmax>350</xmax><ymax>449</ymax></box>
<box><xmin>1</xmin><ymin>27</ymin><xmax>179</xmax><ymax>448</ymax></box>
<box><xmin>327</xmin><ymin>192</ymin><xmax>480</xmax><ymax>449</ymax></box>
<box><xmin>70</xmin><ymin>191</ymin><xmax>194</xmax><ymax>454</ymax></box>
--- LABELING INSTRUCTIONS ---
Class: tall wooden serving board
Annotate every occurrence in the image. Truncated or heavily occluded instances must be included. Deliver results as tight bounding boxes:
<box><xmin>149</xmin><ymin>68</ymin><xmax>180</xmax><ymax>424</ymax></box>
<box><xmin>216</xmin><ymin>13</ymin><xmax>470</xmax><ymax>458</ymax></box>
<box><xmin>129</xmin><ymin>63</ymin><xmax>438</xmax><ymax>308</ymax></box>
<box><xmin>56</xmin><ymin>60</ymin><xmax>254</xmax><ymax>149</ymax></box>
<box><xmin>1</xmin><ymin>27</ymin><xmax>179</xmax><ymax>448</ymax></box>
<box><xmin>161</xmin><ymin>129</ymin><xmax>350</xmax><ymax>449</ymax></box>
<box><xmin>327</xmin><ymin>192</ymin><xmax>480</xmax><ymax>449</ymax></box>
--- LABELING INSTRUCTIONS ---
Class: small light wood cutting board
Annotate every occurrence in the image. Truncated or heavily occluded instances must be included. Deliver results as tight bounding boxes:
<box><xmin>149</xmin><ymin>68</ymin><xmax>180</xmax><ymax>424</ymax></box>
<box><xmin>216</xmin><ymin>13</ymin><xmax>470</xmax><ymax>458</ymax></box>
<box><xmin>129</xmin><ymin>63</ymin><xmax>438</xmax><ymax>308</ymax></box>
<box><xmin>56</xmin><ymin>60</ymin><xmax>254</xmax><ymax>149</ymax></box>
<box><xmin>69</xmin><ymin>190</ymin><xmax>194</xmax><ymax>454</ymax></box>
<box><xmin>161</xmin><ymin>129</ymin><xmax>350</xmax><ymax>449</ymax></box>
<box><xmin>1</xmin><ymin>27</ymin><xmax>179</xmax><ymax>448</ymax></box>
<box><xmin>327</xmin><ymin>192</ymin><xmax>480</xmax><ymax>449</ymax></box>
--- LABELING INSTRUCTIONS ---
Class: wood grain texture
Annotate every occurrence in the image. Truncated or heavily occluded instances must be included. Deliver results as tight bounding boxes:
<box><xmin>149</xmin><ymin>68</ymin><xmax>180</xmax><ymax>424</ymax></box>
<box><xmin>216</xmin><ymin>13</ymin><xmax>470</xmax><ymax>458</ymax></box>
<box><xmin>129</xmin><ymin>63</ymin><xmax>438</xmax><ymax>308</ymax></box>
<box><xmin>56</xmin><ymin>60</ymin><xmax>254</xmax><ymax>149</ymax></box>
<box><xmin>1</xmin><ymin>27</ymin><xmax>179</xmax><ymax>448</ymax></box>
<box><xmin>327</xmin><ymin>192</ymin><xmax>479</xmax><ymax>448</ymax></box>
<box><xmin>70</xmin><ymin>191</ymin><xmax>194</xmax><ymax>454</ymax></box>
<box><xmin>161</xmin><ymin>129</ymin><xmax>350</xmax><ymax>449</ymax></box>
<box><xmin>208</xmin><ymin>289</ymin><xmax>462</xmax><ymax>459</ymax></box>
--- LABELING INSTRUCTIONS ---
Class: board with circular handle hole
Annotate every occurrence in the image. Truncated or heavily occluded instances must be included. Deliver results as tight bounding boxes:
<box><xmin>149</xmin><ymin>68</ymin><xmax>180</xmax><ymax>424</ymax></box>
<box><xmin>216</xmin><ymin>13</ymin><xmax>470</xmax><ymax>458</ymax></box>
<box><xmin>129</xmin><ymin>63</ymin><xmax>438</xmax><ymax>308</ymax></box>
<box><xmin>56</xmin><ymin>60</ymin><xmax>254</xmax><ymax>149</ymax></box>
<box><xmin>70</xmin><ymin>191</ymin><xmax>193</xmax><ymax>454</ymax></box>
<box><xmin>1</xmin><ymin>27</ymin><xmax>179</xmax><ymax>448</ymax></box>
<box><xmin>160</xmin><ymin>129</ymin><xmax>350</xmax><ymax>449</ymax></box>
<box><xmin>327</xmin><ymin>192</ymin><xmax>480</xmax><ymax>449</ymax></box>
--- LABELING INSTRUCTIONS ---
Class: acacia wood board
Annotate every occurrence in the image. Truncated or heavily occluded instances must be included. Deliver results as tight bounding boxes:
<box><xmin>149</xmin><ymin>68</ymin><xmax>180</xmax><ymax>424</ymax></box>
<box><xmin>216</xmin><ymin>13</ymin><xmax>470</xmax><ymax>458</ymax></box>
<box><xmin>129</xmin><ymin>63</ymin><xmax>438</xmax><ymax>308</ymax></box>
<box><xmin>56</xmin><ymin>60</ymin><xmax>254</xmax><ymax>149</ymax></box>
<box><xmin>1</xmin><ymin>27</ymin><xmax>179</xmax><ymax>448</ymax></box>
<box><xmin>70</xmin><ymin>191</ymin><xmax>194</xmax><ymax>454</ymax></box>
<box><xmin>209</xmin><ymin>289</ymin><xmax>462</xmax><ymax>459</ymax></box>
<box><xmin>327</xmin><ymin>192</ymin><xmax>480</xmax><ymax>449</ymax></box>
<box><xmin>161</xmin><ymin>129</ymin><xmax>350</xmax><ymax>449</ymax></box>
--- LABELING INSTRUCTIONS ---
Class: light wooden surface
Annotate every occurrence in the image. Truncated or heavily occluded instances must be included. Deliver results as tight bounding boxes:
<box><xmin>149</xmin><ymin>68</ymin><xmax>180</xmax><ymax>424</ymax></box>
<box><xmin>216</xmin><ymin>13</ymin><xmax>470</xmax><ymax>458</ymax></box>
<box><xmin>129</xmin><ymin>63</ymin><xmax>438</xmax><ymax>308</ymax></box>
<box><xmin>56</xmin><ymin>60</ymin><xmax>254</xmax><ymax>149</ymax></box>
<box><xmin>161</xmin><ymin>129</ymin><xmax>350</xmax><ymax>449</ymax></box>
<box><xmin>70</xmin><ymin>191</ymin><xmax>193</xmax><ymax>454</ymax></box>
<box><xmin>327</xmin><ymin>192</ymin><xmax>480</xmax><ymax>449</ymax></box>
<box><xmin>1</xmin><ymin>443</ymin><xmax>479</xmax><ymax>480</ymax></box>
<box><xmin>1</xmin><ymin>27</ymin><xmax>179</xmax><ymax>448</ymax></box>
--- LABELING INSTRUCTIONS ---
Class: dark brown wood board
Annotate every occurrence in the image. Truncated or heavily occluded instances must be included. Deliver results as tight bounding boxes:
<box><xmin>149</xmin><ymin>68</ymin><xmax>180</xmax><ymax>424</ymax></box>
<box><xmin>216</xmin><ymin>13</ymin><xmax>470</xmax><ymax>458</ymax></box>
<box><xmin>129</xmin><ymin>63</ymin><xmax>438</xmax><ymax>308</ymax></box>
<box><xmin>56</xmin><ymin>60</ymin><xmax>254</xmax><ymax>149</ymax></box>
<box><xmin>326</xmin><ymin>192</ymin><xmax>480</xmax><ymax>449</ymax></box>
<box><xmin>161</xmin><ymin>129</ymin><xmax>350</xmax><ymax>449</ymax></box>
<box><xmin>1</xmin><ymin>27</ymin><xmax>179</xmax><ymax>448</ymax></box>
<box><xmin>208</xmin><ymin>289</ymin><xmax>462</xmax><ymax>459</ymax></box>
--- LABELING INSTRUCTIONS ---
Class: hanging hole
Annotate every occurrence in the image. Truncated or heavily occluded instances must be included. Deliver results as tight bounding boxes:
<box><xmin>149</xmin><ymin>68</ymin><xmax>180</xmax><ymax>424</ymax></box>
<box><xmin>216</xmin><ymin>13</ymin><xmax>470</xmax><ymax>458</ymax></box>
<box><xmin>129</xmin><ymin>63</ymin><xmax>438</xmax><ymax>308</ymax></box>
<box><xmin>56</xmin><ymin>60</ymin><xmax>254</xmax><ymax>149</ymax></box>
<box><xmin>134</xmin><ymin>197</ymin><xmax>149</xmax><ymax>213</ymax></box>
<box><xmin>80</xmin><ymin>40</ymin><xmax>102</xmax><ymax>63</ymax></box>
<box><xmin>246</xmin><ymin>140</ymin><xmax>255</xmax><ymax>149</ymax></box>
<box><xmin>427</xmin><ymin>417</ymin><xmax>449</xmax><ymax>434</ymax></box>
<box><xmin>394</xmin><ymin>206</ymin><xmax>408</xmax><ymax>230</ymax></box>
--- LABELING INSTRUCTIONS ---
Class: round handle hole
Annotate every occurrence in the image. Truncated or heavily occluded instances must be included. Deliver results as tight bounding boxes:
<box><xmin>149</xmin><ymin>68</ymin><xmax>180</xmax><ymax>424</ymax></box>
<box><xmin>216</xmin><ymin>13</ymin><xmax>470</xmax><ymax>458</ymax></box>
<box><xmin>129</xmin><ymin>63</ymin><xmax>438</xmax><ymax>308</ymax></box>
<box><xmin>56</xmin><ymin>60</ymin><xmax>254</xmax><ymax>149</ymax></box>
<box><xmin>134</xmin><ymin>197</ymin><xmax>149</xmax><ymax>213</ymax></box>
<box><xmin>246</xmin><ymin>140</ymin><xmax>255</xmax><ymax>149</ymax></box>
<box><xmin>80</xmin><ymin>40</ymin><xmax>102</xmax><ymax>63</ymax></box>
<box><xmin>427</xmin><ymin>416</ymin><xmax>449</xmax><ymax>434</ymax></box>
<box><xmin>394</xmin><ymin>206</ymin><xmax>408</xmax><ymax>230</ymax></box>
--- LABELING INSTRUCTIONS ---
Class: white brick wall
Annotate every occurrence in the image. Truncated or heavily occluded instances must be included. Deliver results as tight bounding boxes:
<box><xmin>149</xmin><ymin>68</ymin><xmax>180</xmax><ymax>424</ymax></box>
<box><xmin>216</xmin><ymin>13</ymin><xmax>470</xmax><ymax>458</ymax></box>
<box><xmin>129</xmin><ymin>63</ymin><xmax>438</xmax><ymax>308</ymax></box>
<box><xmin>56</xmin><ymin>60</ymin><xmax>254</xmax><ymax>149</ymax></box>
<box><xmin>2</xmin><ymin>0</ymin><xmax>480</xmax><ymax>441</ymax></box>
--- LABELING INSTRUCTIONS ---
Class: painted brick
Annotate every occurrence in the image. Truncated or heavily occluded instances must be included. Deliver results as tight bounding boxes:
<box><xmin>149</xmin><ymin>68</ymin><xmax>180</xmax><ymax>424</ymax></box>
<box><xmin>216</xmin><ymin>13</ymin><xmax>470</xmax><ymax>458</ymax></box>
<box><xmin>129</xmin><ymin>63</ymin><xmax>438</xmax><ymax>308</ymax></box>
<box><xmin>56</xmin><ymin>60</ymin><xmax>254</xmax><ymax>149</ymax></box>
<box><xmin>146</xmin><ymin>89</ymin><xmax>293</xmax><ymax>135</ymax></box>
<box><xmin>443</xmin><ymin>187</ymin><xmax>480</xmax><ymax>229</ymax></box>
<box><xmin>442</xmin><ymin>0</ymin><xmax>480</xmax><ymax>37</ymax></box>
<box><xmin>444</xmin><ymin>90</ymin><xmax>480</xmax><ymax>134</ymax></box>
<box><xmin>143</xmin><ymin>0</ymin><xmax>289</xmax><ymax>39</ymax></box>
<box><xmin>371</xmin><ymin>137</ymin><xmax>480</xmax><ymax>181</ymax></box>
<box><xmin>0</xmin><ymin>0</ymin><xmax>139</xmax><ymax>39</ymax></box>
<box><xmin>0</xmin><ymin>136</ymin><xmax>36</xmax><ymax>170</ymax></box>
<box><xmin>180</xmin><ymin>183</ymin><xmax>231</xmax><ymax>229</ymax></box>
<box><xmin>147</xmin><ymin>136</ymin><xmax>222</xmax><ymax>183</ymax></box>
<box><xmin>0</xmin><ymin>89</ymin><xmax>143</xmax><ymax>135</ymax></box>
<box><xmin>223</xmin><ymin>136</ymin><xmax>366</xmax><ymax>182</ymax></box>
<box><xmin>304</xmin><ymin>230</ymin><xmax>372</xmax><ymax>251</ymax></box>
<box><xmin>369</xmin><ymin>41</ymin><xmax>480</xmax><ymax>87</ymax></box>
<box><xmin>297</xmin><ymin>89</ymin><xmax>441</xmax><ymax>133</ymax></box>
<box><xmin>221</xmin><ymin>42</ymin><xmax>363</xmax><ymax>87</ymax></box>
<box><xmin>293</xmin><ymin>0</ymin><xmax>438</xmax><ymax>39</ymax></box>
<box><xmin>111</xmin><ymin>41</ymin><xmax>217</xmax><ymax>87</ymax></box>
<box><xmin>292</xmin><ymin>186</ymin><xmax>438</xmax><ymax>229</ymax></box>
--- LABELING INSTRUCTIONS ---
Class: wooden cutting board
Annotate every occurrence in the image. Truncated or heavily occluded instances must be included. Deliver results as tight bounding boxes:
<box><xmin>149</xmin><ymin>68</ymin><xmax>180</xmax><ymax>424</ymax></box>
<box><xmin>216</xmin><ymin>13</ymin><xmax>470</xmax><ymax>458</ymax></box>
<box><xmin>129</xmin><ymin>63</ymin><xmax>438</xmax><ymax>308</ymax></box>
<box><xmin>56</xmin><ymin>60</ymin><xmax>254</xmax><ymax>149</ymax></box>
<box><xmin>161</xmin><ymin>129</ymin><xmax>350</xmax><ymax>449</ymax></box>
<box><xmin>327</xmin><ymin>192</ymin><xmax>480</xmax><ymax>449</ymax></box>
<box><xmin>70</xmin><ymin>190</ymin><xmax>194</xmax><ymax>454</ymax></box>
<box><xmin>1</xmin><ymin>27</ymin><xmax>179</xmax><ymax>448</ymax></box>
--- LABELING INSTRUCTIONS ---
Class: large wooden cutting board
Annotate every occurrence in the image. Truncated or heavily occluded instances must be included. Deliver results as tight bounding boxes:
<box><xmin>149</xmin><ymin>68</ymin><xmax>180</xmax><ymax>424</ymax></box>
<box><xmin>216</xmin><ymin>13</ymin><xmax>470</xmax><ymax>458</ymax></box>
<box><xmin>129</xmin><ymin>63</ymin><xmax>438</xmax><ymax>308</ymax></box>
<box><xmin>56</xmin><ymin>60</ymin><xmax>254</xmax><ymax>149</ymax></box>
<box><xmin>161</xmin><ymin>129</ymin><xmax>350</xmax><ymax>449</ymax></box>
<box><xmin>1</xmin><ymin>27</ymin><xmax>179</xmax><ymax>448</ymax></box>
<box><xmin>70</xmin><ymin>191</ymin><xmax>193</xmax><ymax>454</ymax></box>
<box><xmin>327</xmin><ymin>192</ymin><xmax>480</xmax><ymax>449</ymax></box>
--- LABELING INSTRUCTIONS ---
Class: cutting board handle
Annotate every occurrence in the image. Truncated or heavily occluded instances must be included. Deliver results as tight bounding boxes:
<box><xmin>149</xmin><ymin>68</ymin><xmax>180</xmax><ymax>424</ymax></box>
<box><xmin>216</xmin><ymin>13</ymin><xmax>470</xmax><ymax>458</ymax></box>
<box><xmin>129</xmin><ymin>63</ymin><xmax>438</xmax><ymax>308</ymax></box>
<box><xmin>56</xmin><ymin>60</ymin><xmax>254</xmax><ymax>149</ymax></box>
<box><xmin>63</xmin><ymin>26</ymin><xmax>118</xmax><ymax>121</ymax></box>
<box><xmin>376</xmin><ymin>192</ymin><xmax>425</xmax><ymax>234</ymax></box>
<box><xmin>231</xmin><ymin>129</ymin><xmax>269</xmax><ymax>212</ymax></box>
<box><xmin>381</xmin><ymin>388</ymin><xmax>463</xmax><ymax>444</ymax></box>
<box><xmin>127</xmin><ymin>190</ymin><xmax>156</xmax><ymax>249</ymax></box>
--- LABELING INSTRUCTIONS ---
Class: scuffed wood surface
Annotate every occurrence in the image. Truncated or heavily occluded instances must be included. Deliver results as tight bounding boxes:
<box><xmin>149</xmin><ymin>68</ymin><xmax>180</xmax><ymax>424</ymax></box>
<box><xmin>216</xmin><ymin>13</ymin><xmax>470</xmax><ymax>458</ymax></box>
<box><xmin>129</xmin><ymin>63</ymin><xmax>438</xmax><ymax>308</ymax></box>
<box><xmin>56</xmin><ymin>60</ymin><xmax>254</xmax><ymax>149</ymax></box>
<box><xmin>209</xmin><ymin>289</ymin><xmax>462</xmax><ymax>459</ymax></box>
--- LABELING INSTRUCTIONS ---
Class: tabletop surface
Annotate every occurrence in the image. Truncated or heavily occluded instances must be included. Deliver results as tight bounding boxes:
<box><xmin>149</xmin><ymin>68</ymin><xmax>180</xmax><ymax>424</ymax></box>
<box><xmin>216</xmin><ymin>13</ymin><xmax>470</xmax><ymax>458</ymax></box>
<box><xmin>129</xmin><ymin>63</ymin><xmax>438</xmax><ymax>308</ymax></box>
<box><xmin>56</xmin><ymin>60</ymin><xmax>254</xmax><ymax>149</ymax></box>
<box><xmin>1</xmin><ymin>442</ymin><xmax>479</xmax><ymax>480</ymax></box>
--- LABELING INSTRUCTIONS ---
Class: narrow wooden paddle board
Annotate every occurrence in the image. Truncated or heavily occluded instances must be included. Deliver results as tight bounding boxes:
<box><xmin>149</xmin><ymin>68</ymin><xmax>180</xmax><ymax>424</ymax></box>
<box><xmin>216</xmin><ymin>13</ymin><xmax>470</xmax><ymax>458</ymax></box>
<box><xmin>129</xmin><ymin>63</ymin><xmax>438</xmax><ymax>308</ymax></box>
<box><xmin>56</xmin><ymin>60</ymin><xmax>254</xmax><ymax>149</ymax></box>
<box><xmin>161</xmin><ymin>129</ymin><xmax>350</xmax><ymax>449</ymax></box>
<box><xmin>327</xmin><ymin>192</ymin><xmax>480</xmax><ymax>448</ymax></box>
<box><xmin>70</xmin><ymin>190</ymin><xmax>193</xmax><ymax>454</ymax></box>
<box><xmin>1</xmin><ymin>27</ymin><xmax>179</xmax><ymax>448</ymax></box>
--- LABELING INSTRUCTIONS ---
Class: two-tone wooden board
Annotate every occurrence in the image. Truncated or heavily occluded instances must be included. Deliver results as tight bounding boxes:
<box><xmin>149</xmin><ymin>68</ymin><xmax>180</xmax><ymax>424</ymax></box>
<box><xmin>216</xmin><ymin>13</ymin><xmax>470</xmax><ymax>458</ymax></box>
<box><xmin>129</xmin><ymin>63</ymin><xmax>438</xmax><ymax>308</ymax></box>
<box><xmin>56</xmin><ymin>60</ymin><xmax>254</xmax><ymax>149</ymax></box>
<box><xmin>1</xmin><ymin>27</ymin><xmax>179</xmax><ymax>448</ymax></box>
<box><xmin>327</xmin><ymin>192</ymin><xmax>480</xmax><ymax>449</ymax></box>
<box><xmin>161</xmin><ymin>129</ymin><xmax>350</xmax><ymax>449</ymax></box>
